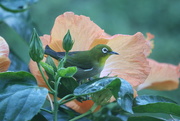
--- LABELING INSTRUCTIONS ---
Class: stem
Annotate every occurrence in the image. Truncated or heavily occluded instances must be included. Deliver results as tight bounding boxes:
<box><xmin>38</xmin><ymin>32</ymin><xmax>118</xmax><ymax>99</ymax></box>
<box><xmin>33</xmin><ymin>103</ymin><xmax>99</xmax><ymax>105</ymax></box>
<box><xmin>58</xmin><ymin>96</ymin><xmax>77</xmax><ymax>105</ymax></box>
<box><xmin>53</xmin><ymin>77</ymin><xmax>61</xmax><ymax>121</ymax></box>
<box><xmin>69</xmin><ymin>103</ymin><xmax>98</xmax><ymax>121</ymax></box>
<box><xmin>41</xmin><ymin>108</ymin><xmax>53</xmax><ymax>114</ymax></box>
<box><xmin>37</xmin><ymin>62</ymin><xmax>55</xmax><ymax>93</ymax></box>
<box><xmin>58</xmin><ymin>94</ymin><xmax>74</xmax><ymax>104</ymax></box>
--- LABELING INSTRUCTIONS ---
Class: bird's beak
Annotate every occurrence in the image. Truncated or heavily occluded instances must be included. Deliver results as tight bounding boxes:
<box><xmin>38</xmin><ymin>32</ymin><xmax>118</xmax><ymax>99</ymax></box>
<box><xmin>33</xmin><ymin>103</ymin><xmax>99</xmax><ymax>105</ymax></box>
<box><xmin>109</xmin><ymin>51</ymin><xmax>119</xmax><ymax>55</ymax></box>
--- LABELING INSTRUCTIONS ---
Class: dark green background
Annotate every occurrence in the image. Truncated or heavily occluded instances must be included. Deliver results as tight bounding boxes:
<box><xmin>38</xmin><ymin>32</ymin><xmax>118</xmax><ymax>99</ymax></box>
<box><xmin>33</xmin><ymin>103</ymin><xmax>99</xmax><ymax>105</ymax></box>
<box><xmin>30</xmin><ymin>0</ymin><xmax>180</xmax><ymax>64</ymax></box>
<box><xmin>0</xmin><ymin>0</ymin><xmax>180</xmax><ymax>106</ymax></box>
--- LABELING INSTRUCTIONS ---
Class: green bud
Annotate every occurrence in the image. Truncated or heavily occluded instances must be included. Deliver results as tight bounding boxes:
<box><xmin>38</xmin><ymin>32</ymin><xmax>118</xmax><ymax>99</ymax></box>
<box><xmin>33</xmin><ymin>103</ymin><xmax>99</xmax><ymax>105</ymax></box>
<box><xmin>40</xmin><ymin>61</ymin><xmax>54</xmax><ymax>76</ymax></box>
<box><xmin>63</xmin><ymin>30</ymin><xmax>74</xmax><ymax>52</ymax></box>
<box><xmin>57</xmin><ymin>66</ymin><xmax>77</xmax><ymax>78</ymax></box>
<box><xmin>29</xmin><ymin>28</ymin><xmax>44</xmax><ymax>62</ymax></box>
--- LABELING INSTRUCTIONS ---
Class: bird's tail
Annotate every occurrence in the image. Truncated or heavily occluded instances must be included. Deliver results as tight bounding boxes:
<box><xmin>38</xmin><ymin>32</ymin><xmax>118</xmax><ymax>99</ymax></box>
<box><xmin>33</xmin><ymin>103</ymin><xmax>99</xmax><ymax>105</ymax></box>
<box><xmin>45</xmin><ymin>45</ymin><xmax>59</xmax><ymax>60</ymax></box>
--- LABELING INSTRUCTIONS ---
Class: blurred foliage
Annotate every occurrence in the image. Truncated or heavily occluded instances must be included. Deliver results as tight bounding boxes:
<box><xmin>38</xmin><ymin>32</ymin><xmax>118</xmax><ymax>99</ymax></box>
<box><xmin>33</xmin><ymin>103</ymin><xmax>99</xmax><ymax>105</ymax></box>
<box><xmin>0</xmin><ymin>0</ymin><xmax>180</xmax><ymax>116</ymax></box>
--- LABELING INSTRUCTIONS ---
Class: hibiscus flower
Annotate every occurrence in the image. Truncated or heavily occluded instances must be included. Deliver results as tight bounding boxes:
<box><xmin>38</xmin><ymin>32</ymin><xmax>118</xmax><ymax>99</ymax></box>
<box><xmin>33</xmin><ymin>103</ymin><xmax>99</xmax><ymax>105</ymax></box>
<box><xmin>0</xmin><ymin>36</ymin><xmax>10</xmax><ymax>72</ymax></box>
<box><xmin>29</xmin><ymin>12</ymin><xmax>179</xmax><ymax>114</ymax></box>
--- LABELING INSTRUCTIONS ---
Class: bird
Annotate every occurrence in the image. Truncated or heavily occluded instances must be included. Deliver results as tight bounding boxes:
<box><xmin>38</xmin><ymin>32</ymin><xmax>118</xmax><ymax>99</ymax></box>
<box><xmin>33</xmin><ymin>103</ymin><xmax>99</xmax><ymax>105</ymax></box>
<box><xmin>45</xmin><ymin>44</ymin><xmax>119</xmax><ymax>81</ymax></box>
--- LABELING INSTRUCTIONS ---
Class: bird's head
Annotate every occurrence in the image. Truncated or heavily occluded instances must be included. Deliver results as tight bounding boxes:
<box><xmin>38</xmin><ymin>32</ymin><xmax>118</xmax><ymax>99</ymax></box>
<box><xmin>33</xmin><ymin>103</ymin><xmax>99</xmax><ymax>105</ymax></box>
<box><xmin>90</xmin><ymin>44</ymin><xmax>119</xmax><ymax>64</ymax></box>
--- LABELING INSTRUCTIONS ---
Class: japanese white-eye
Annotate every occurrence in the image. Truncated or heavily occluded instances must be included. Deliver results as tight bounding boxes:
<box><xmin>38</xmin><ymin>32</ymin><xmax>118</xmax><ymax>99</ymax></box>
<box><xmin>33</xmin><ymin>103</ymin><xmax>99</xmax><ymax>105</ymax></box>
<box><xmin>45</xmin><ymin>44</ymin><xmax>119</xmax><ymax>80</ymax></box>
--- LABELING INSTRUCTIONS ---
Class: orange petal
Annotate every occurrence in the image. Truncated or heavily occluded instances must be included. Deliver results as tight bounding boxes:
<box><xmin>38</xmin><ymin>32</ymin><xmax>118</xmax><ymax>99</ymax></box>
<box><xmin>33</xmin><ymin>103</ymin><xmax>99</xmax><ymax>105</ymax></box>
<box><xmin>0</xmin><ymin>36</ymin><xmax>9</xmax><ymax>57</ymax></box>
<box><xmin>137</xmin><ymin>59</ymin><xmax>180</xmax><ymax>90</ymax></box>
<box><xmin>65</xmin><ymin>100</ymin><xmax>99</xmax><ymax>114</ymax></box>
<box><xmin>49</xmin><ymin>12</ymin><xmax>105</xmax><ymax>52</ymax></box>
<box><xmin>101</xmin><ymin>32</ymin><xmax>151</xmax><ymax>87</ymax></box>
<box><xmin>0</xmin><ymin>56</ymin><xmax>10</xmax><ymax>72</ymax></box>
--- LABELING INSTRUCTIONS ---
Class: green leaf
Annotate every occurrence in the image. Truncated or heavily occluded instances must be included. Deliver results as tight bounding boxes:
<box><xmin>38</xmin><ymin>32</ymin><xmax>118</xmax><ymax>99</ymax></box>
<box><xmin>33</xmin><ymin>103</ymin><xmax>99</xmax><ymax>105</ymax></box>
<box><xmin>128</xmin><ymin>116</ymin><xmax>166</xmax><ymax>121</ymax></box>
<box><xmin>133</xmin><ymin>95</ymin><xmax>177</xmax><ymax>106</ymax></box>
<box><xmin>45</xmin><ymin>56</ymin><xmax>57</xmax><ymax>72</ymax></box>
<box><xmin>74</xmin><ymin>77</ymin><xmax>120</xmax><ymax>96</ymax></box>
<box><xmin>133</xmin><ymin>95</ymin><xmax>180</xmax><ymax>117</ymax></box>
<box><xmin>93</xmin><ymin>102</ymin><xmax>129</xmax><ymax>121</ymax></box>
<box><xmin>91</xmin><ymin>89</ymin><xmax>113</xmax><ymax>105</ymax></box>
<box><xmin>31</xmin><ymin>113</ymin><xmax>48</xmax><ymax>121</ymax></box>
<box><xmin>0</xmin><ymin>71</ymin><xmax>48</xmax><ymax>121</ymax></box>
<box><xmin>57</xmin><ymin>67</ymin><xmax>77</xmax><ymax>78</ymax></box>
<box><xmin>0</xmin><ymin>0</ymin><xmax>37</xmax><ymax>13</ymax></box>
<box><xmin>58</xmin><ymin>78</ymin><xmax>79</xmax><ymax>98</ymax></box>
<box><xmin>40</xmin><ymin>61</ymin><xmax>54</xmax><ymax>76</ymax></box>
<box><xmin>117</xmin><ymin>78</ymin><xmax>134</xmax><ymax>114</ymax></box>
<box><xmin>133</xmin><ymin>102</ymin><xmax>180</xmax><ymax>117</ymax></box>
<box><xmin>0</xmin><ymin>22</ymin><xmax>29</xmax><ymax>64</ymax></box>
<box><xmin>107</xmin><ymin>77</ymin><xmax>121</xmax><ymax>99</ymax></box>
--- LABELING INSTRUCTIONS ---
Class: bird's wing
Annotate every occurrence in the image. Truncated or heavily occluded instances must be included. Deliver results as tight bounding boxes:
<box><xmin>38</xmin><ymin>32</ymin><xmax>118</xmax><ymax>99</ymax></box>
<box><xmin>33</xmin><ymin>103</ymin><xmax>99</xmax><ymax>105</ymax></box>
<box><xmin>64</xmin><ymin>52</ymin><xmax>94</xmax><ymax>69</ymax></box>
<box><xmin>45</xmin><ymin>45</ymin><xmax>94</xmax><ymax>69</ymax></box>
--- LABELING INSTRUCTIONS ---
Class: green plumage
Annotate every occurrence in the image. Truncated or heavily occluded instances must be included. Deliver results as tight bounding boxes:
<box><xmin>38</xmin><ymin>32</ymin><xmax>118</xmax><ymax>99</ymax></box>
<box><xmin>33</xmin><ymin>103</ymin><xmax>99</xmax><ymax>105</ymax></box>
<box><xmin>45</xmin><ymin>44</ymin><xmax>118</xmax><ymax>80</ymax></box>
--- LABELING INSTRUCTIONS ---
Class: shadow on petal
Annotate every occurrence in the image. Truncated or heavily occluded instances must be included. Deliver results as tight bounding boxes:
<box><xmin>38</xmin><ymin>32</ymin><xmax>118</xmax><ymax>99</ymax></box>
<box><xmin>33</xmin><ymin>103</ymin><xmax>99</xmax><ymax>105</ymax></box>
<box><xmin>137</xmin><ymin>59</ymin><xmax>180</xmax><ymax>90</ymax></box>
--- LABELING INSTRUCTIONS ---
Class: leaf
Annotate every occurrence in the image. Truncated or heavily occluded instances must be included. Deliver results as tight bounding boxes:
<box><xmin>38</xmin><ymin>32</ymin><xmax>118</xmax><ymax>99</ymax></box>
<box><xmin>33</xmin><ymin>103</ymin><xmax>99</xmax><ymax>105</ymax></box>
<box><xmin>0</xmin><ymin>22</ymin><xmax>29</xmax><ymax>64</ymax></box>
<box><xmin>133</xmin><ymin>95</ymin><xmax>180</xmax><ymax>117</ymax></box>
<box><xmin>31</xmin><ymin>113</ymin><xmax>48</xmax><ymax>121</ymax></box>
<box><xmin>57</xmin><ymin>67</ymin><xmax>77</xmax><ymax>78</ymax></box>
<box><xmin>74</xmin><ymin>77</ymin><xmax>120</xmax><ymax>96</ymax></box>
<box><xmin>45</xmin><ymin>56</ymin><xmax>57</xmax><ymax>72</ymax></box>
<box><xmin>0</xmin><ymin>0</ymin><xmax>37</xmax><ymax>13</ymax></box>
<box><xmin>117</xmin><ymin>78</ymin><xmax>134</xmax><ymax>114</ymax></box>
<box><xmin>58</xmin><ymin>78</ymin><xmax>79</xmax><ymax>98</ymax></box>
<box><xmin>40</xmin><ymin>61</ymin><xmax>54</xmax><ymax>76</ymax></box>
<box><xmin>93</xmin><ymin>102</ymin><xmax>129</xmax><ymax>121</ymax></box>
<box><xmin>0</xmin><ymin>71</ymin><xmax>48</xmax><ymax>121</ymax></box>
<box><xmin>107</xmin><ymin>78</ymin><xmax>121</xmax><ymax>99</ymax></box>
<box><xmin>128</xmin><ymin>116</ymin><xmax>166</xmax><ymax>121</ymax></box>
<box><xmin>133</xmin><ymin>95</ymin><xmax>177</xmax><ymax>106</ymax></box>
<box><xmin>133</xmin><ymin>102</ymin><xmax>180</xmax><ymax>117</ymax></box>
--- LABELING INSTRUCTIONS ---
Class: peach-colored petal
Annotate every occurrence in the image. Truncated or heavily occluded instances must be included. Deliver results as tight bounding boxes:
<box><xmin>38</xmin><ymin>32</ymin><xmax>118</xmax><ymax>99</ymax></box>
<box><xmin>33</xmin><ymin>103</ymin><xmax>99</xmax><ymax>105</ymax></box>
<box><xmin>101</xmin><ymin>32</ymin><xmax>151</xmax><ymax>87</ymax></box>
<box><xmin>144</xmin><ymin>33</ymin><xmax>154</xmax><ymax>57</ymax></box>
<box><xmin>29</xmin><ymin>59</ymin><xmax>48</xmax><ymax>88</ymax></box>
<box><xmin>0</xmin><ymin>36</ymin><xmax>9</xmax><ymax>57</ymax></box>
<box><xmin>66</xmin><ymin>100</ymin><xmax>98</xmax><ymax>114</ymax></box>
<box><xmin>137</xmin><ymin>59</ymin><xmax>180</xmax><ymax>90</ymax></box>
<box><xmin>89</xmin><ymin>38</ymin><xmax>109</xmax><ymax>49</ymax></box>
<box><xmin>0</xmin><ymin>56</ymin><xmax>10</xmax><ymax>72</ymax></box>
<box><xmin>40</xmin><ymin>34</ymin><xmax>51</xmax><ymax>47</ymax></box>
<box><xmin>49</xmin><ymin>12</ymin><xmax>106</xmax><ymax>52</ymax></box>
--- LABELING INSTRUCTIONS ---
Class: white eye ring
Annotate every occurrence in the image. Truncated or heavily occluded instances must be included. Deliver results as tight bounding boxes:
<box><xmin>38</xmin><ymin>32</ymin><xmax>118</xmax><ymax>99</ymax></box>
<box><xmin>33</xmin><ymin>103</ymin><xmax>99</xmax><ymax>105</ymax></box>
<box><xmin>102</xmin><ymin>47</ymin><xmax>108</xmax><ymax>53</ymax></box>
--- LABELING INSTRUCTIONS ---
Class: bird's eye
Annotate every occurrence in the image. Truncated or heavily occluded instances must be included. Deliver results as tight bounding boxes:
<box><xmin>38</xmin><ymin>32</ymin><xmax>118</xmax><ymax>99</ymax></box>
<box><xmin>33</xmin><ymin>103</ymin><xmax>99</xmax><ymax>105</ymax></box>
<box><xmin>102</xmin><ymin>47</ymin><xmax>108</xmax><ymax>53</ymax></box>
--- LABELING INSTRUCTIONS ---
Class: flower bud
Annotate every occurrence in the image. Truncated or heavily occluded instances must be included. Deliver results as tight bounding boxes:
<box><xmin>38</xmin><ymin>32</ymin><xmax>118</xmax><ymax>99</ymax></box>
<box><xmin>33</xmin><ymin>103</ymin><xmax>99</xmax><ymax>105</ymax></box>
<box><xmin>63</xmin><ymin>30</ymin><xmax>74</xmax><ymax>52</ymax></box>
<box><xmin>29</xmin><ymin>28</ymin><xmax>44</xmax><ymax>62</ymax></box>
